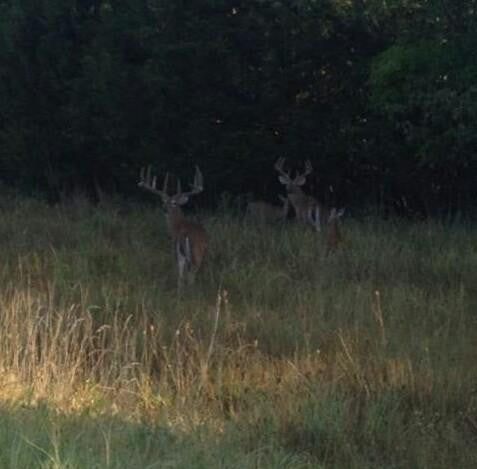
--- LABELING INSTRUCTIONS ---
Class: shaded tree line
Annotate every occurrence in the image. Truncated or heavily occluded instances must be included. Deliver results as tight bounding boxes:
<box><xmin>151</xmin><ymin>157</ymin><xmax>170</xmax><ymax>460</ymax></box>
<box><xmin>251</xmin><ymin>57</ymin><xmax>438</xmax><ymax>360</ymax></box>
<box><xmin>0</xmin><ymin>0</ymin><xmax>476</xmax><ymax>215</ymax></box>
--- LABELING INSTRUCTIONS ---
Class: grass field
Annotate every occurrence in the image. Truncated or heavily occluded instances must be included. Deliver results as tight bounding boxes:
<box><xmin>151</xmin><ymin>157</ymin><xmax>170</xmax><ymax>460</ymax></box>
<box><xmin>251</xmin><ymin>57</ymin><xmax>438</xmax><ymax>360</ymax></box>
<box><xmin>0</xmin><ymin>193</ymin><xmax>476</xmax><ymax>468</ymax></box>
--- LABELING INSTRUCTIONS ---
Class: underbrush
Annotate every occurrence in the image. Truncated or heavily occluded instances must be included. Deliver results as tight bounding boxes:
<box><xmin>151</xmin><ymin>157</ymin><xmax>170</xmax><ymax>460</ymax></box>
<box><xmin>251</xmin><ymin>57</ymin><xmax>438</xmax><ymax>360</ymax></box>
<box><xmin>0</xmin><ymin>195</ymin><xmax>476</xmax><ymax>467</ymax></box>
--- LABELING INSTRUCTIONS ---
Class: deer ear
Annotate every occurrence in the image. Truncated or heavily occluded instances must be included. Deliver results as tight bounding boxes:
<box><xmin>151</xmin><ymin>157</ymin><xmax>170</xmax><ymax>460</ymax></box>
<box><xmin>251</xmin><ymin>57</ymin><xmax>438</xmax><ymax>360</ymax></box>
<box><xmin>174</xmin><ymin>194</ymin><xmax>190</xmax><ymax>205</ymax></box>
<box><xmin>160</xmin><ymin>193</ymin><xmax>170</xmax><ymax>204</ymax></box>
<box><xmin>293</xmin><ymin>175</ymin><xmax>306</xmax><ymax>186</ymax></box>
<box><xmin>278</xmin><ymin>175</ymin><xmax>290</xmax><ymax>185</ymax></box>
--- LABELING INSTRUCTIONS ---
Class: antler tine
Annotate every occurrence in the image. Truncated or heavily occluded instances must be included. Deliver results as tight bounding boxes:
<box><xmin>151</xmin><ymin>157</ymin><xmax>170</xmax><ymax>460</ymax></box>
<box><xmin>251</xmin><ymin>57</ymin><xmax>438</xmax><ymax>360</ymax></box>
<box><xmin>193</xmin><ymin>165</ymin><xmax>203</xmax><ymax>191</ymax></box>
<box><xmin>138</xmin><ymin>165</ymin><xmax>168</xmax><ymax>199</ymax></box>
<box><xmin>185</xmin><ymin>165</ymin><xmax>203</xmax><ymax>195</ymax></box>
<box><xmin>139</xmin><ymin>165</ymin><xmax>149</xmax><ymax>184</ymax></box>
<box><xmin>162</xmin><ymin>172</ymin><xmax>169</xmax><ymax>194</ymax></box>
<box><xmin>171</xmin><ymin>165</ymin><xmax>204</xmax><ymax>198</ymax></box>
<box><xmin>274</xmin><ymin>157</ymin><xmax>289</xmax><ymax>177</ymax></box>
<box><xmin>274</xmin><ymin>157</ymin><xmax>284</xmax><ymax>171</ymax></box>
<box><xmin>146</xmin><ymin>165</ymin><xmax>152</xmax><ymax>184</ymax></box>
<box><xmin>303</xmin><ymin>159</ymin><xmax>313</xmax><ymax>176</ymax></box>
<box><xmin>138</xmin><ymin>165</ymin><xmax>148</xmax><ymax>186</ymax></box>
<box><xmin>293</xmin><ymin>159</ymin><xmax>313</xmax><ymax>181</ymax></box>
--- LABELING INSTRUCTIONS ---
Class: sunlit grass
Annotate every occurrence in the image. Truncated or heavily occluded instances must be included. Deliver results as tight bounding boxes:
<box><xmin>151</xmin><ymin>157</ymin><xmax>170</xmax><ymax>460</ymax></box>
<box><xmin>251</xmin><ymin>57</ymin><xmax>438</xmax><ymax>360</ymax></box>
<box><xmin>0</xmin><ymin>194</ymin><xmax>476</xmax><ymax>467</ymax></box>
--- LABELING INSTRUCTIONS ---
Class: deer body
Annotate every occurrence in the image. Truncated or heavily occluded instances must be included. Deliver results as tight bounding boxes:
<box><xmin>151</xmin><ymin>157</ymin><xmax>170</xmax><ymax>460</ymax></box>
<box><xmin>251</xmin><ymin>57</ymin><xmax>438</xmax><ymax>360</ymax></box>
<box><xmin>286</xmin><ymin>187</ymin><xmax>319</xmax><ymax>225</ymax></box>
<box><xmin>138</xmin><ymin>165</ymin><xmax>207</xmax><ymax>290</ymax></box>
<box><xmin>246</xmin><ymin>196</ymin><xmax>289</xmax><ymax>224</ymax></box>
<box><xmin>326</xmin><ymin>208</ymin><xmax>345</xmax><ymax>252</ymax></box>
<box><xmin>275</xmin><ymin>158</ymin><xmax>323</xmax><ymax>231</ymax></box>
<box><xmin>166</xmin><ymin>205</ymin><xmax>207</xmax><ymax>282</ymax></box>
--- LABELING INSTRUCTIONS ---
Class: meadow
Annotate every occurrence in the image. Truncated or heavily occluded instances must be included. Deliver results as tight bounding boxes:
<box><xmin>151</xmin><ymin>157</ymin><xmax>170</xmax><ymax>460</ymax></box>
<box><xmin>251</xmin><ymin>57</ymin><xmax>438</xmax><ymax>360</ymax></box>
<box><xmin>0</xmin><ymin>193</ymin><xmax>476</xmax><ymax>468</ymax></box>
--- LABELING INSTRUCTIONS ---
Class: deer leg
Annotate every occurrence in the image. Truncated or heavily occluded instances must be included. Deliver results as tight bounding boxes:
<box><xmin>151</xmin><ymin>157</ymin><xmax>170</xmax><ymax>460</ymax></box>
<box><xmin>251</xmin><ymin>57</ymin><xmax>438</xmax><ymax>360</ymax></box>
<box><xmin>176</xmin><ymin>240</ymin><xmax>188</xmax><ymax>291</ymax></box>
<box><xmin>177</xmin><ymin>235</ymin><xmax>195</xmax><ymax>288</ymax></box>
<box><xmin>310</xmin><ymin>206</ymin><xmax>321</xmax><ymax>232</ymax></box>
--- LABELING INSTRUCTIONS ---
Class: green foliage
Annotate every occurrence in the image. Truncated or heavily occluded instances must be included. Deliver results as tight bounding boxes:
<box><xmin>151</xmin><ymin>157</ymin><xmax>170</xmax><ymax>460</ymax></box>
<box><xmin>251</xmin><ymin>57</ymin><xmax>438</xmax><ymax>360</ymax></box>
<box><xmin>370</xmin><ymin>41</ymin><xmax>444</xmax><ymax>113</ymax></box>
<box><xmin>369</xmin><ymin>31</ymin><xmax>477</xmax><ymax>213</ymax></box>
<box><xmin>0</xmin><ymin>0</ymin><xmax>477</xmax><ymax>213</ymax></box>
<box><xmin>0</xmin><ymin>0</ymin><xmax>377</xmax><ymax>203</ymax></box>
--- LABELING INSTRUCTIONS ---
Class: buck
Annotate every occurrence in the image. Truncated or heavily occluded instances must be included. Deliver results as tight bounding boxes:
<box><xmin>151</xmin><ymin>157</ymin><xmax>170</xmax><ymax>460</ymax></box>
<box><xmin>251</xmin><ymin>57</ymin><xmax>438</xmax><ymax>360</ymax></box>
<box><xmin>326</xmin><ymin>207</ymin><xmax>345</xmax><ymax>252</ymax></box>
<box><xmin>246</xmin><ymin>195</ymin><xmax>289</xmax><ymax>224</ymax></box>
<box><xmin>138</xmin><ymin>165</ymin><xmax>207</xmax><ymax>290</ymax></box>
<box><xmin>274</xmin><ymin>157</ymin><xmax>323</xmax><ymax>231</ymax></box>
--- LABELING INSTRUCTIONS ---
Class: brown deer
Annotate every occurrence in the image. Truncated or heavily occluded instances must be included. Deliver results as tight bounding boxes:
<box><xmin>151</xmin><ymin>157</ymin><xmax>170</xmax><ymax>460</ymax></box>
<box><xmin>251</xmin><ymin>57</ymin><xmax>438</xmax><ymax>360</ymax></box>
<box><xmin>138</xmin><ymin>165</ymin><xmax>207</xmax><ymax>290</ymax></box>
<box><xmin>246</xmin><ymin>195</ymin><xmax>289</xmax><ymax>224</ymax></box>
<box><xmin>274</xmin><ymin>157</ymin><xmax>323</xmax><ymax>231</ymax></box>
<box><xmin>326</xmin><ymin>207</ymin><xmax>345</xmax><ymax>252</ymax></box>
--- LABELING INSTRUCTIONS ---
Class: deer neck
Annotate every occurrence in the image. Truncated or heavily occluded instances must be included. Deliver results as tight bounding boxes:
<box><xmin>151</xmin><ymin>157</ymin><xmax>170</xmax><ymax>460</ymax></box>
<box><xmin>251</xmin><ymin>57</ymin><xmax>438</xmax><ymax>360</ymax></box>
<box><xmin>165</xmin><ymin>206</ymin><xmax>186</xmax><ymax>237</ymax></box>
<box><xmin>287</xmin><ymin>186</ymin><xmax>303</xmax><ymax>206</ymax></box>
<box><xmin>288</xmin><ymin>184</ymin><xmax>305</xmax><ymax>197</ymax></box>
<box><xmin>288</xmin><ymin>187</ymin><xmax>317</xmax><ymax>215</ymax></box>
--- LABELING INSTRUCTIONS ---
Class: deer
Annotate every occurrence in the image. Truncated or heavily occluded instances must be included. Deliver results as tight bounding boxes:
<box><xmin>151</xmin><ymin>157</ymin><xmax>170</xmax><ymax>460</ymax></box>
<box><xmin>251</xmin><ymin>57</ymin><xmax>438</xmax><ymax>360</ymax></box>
<box><xmin>274</xmin><ymin>157</ymin><xmax>324</xmax><ymax>232</ymax></box>
<box><xmin>138</xmin><ymin>165</ymin><xmax>207</xmax><ymax>290</ymax></box>
<box><xmin>245</xmin><ymin>195</ymin><xmax>289</xmax><ymax>224</ymax></box>
<box><xmin>326</xmin><ymin>207</ymin><xmax>345</xmax><ymax>252</ymax></box>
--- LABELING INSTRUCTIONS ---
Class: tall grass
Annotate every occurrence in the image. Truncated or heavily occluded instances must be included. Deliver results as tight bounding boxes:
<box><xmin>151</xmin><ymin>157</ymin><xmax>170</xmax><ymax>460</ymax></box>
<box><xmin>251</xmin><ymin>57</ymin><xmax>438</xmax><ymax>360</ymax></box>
<box><xmin>0</xmin><ymin>194</ymin><xmax>476</xmax><ymax>467</ymax></box>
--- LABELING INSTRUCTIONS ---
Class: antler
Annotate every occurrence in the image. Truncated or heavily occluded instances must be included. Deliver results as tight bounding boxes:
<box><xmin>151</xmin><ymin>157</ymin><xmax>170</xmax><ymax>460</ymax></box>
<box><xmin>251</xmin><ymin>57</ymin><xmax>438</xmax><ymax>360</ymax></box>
<box><xmin>293</xmin><ymin>159</ymin><xmax>313</xmax><ymax>180</ymax></box>
<box><xmin>174</xmin><ymin>166</ymin><xmax>204</xmax><ymax>199</ymax></box>
<box><xmin>302</xmin><ymin>160</ymin><xmax>313</xmax><ymax>178</ymax></box>
<box><xmin>137</xmin><ymin>166</ymin><xmax>204</xmax><ymax>206</ymax></box>
<box><xmin>274</xmin><ymin>157</ymin><xmax>290</xmax><ymax>179</ymax></box>
<box><xmin>275</xmin><ymin>158</ymin><xmax>313</xmax><ymax>181</ymax></box>
<box><xmin>139</xmin><ymin>164</ymin><xmax>204</xmax><ymax>203</ymax></box>
<box><xmin>138</xmin><ymin>165</ymin><xmax>169</xmax><ymax>200</ymax></box>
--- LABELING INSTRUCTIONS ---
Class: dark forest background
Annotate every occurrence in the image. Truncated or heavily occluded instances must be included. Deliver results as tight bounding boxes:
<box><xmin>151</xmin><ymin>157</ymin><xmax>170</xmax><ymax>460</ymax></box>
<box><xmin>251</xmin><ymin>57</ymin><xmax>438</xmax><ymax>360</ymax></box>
<box><xmin>0</xmin><ymin>0</ymin><xmax>476</xmax><ymax>216</ymax></box>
